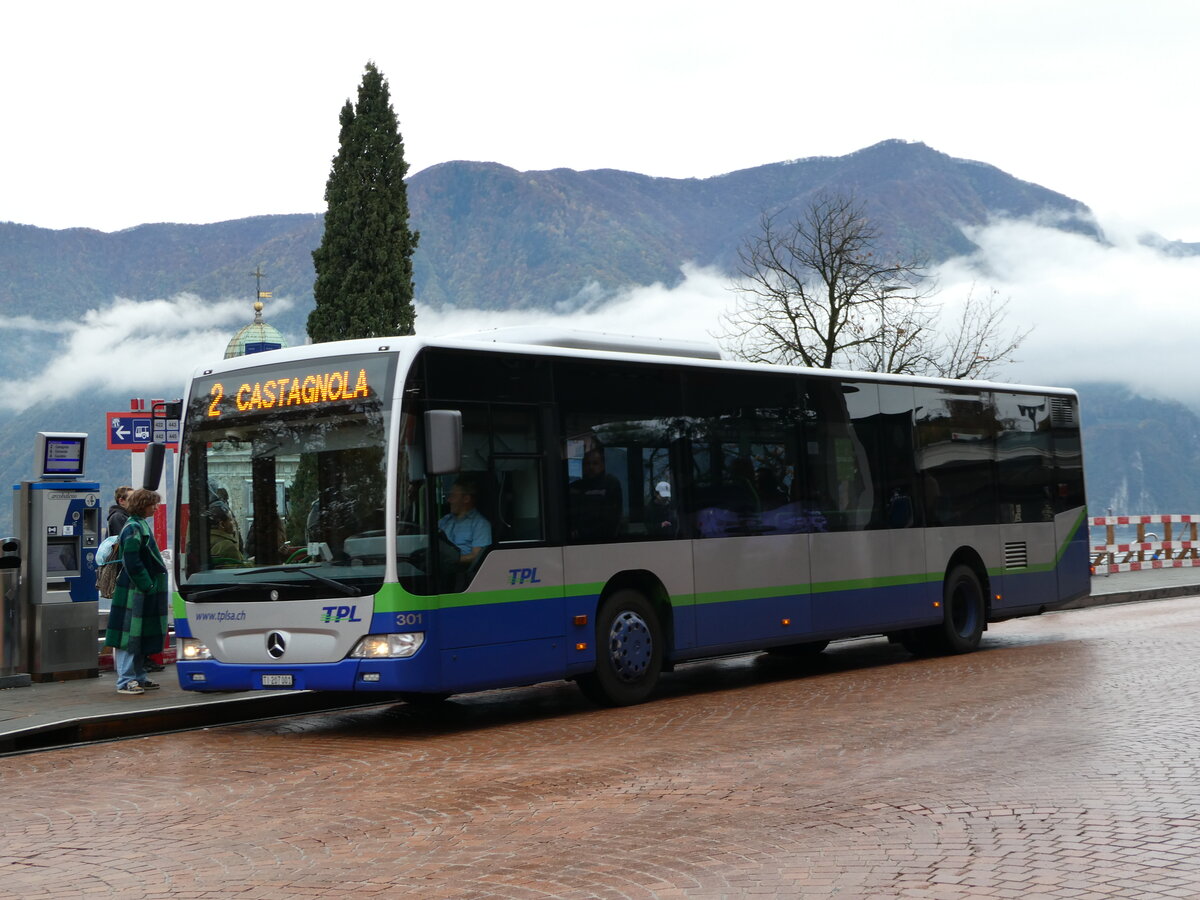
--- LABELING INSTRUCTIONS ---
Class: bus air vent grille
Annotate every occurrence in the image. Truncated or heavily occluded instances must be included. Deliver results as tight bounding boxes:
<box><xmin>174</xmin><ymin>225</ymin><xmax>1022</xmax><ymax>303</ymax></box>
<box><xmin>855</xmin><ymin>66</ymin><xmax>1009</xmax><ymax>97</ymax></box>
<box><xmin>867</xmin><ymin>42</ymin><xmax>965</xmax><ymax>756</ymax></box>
<box><xmin>1004</xmin><ymin>541</ymin><xmax>1029</xmax><ymax>569</ymax></box>
<box><xmin>1050</xmin><ymin>397</ymin><xmax>1075</xmax><ymax>427</ymax></box>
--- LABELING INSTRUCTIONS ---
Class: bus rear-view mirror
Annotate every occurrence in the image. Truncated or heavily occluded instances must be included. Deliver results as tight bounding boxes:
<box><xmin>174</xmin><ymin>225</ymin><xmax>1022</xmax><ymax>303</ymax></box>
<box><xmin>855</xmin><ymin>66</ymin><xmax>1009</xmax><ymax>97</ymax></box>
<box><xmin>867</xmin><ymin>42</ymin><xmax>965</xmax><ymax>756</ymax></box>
<box><xmin>425</xmin><ymin>410</ymin><xmax>462</xmax><ymax>475</ymax></box>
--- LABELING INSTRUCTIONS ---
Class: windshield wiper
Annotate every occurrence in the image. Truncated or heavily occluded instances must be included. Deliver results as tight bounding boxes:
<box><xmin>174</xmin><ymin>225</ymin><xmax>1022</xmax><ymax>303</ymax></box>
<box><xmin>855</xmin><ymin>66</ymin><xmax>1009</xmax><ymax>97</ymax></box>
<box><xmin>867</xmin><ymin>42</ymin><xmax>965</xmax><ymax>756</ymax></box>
<box><xmin>234</xmin><ymin>564</ymin><xmax>362</xmax><ymax>596</ymax></box>
<box><xmin>188</xmin><ymin>582</ymin><xmax>294</xmax><ymax>601</ymax></box>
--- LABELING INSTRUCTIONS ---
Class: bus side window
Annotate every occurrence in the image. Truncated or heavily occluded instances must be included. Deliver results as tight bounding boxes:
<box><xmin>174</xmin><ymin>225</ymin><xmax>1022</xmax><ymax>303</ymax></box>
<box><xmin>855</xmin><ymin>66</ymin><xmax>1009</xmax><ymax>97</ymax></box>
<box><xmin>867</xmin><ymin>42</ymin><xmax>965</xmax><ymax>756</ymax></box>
<box><xmin>496</xmin><ymin>458</ymin><xmax>543</xmax><ymax>542</ymax></box>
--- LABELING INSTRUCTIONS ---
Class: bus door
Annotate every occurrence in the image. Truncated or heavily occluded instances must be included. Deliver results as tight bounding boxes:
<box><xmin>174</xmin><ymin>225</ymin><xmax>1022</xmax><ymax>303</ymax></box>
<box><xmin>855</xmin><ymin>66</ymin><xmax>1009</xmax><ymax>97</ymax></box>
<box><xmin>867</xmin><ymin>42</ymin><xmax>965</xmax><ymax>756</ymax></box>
<box><xmin>686</xmin><ymin>371</ymin><xmax>812</xmax><ymax>649</ymax></box>
<box><xmin>806</xmin><ymin>380</ymin><xmax>922</xmax><ymax>635</ymax></box>
<box><xmin>430</xmin><ymin>402</ymin><xmax>565</xmax><ymax>689</ymax></box>
<box><xmin>556</xmin><ymin>358</ymin><xmax>697</xmax><ymax>655</ymax></box>
<box><xmin>915</xmin><ymin>386</ymin><xmax>1003</xmax><ymax>612</ymax></box>
<box><xmin>994</xmin><ymin>393</ymin><xmax>1059</xmax><ymax>612</ymax></box>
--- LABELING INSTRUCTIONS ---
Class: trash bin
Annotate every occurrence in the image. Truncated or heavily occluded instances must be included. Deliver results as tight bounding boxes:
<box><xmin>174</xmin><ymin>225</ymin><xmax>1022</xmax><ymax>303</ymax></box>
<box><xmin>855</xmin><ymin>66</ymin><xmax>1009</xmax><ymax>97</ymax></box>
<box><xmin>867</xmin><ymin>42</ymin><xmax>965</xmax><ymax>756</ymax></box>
<box><xmin>0</xmin><ymin>537</ymin><xmax>30</xmax><ymax>686</ymax></box>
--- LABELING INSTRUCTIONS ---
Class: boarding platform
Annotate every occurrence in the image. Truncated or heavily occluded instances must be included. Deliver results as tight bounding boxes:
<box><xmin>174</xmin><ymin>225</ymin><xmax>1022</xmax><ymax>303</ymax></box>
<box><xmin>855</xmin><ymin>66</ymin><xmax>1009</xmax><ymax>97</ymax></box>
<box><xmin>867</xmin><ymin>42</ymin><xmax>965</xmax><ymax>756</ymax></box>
<box><xmin>0</xmin><ymin>661</ymin><xmax>397</xmax><ymax>755</ymax></box>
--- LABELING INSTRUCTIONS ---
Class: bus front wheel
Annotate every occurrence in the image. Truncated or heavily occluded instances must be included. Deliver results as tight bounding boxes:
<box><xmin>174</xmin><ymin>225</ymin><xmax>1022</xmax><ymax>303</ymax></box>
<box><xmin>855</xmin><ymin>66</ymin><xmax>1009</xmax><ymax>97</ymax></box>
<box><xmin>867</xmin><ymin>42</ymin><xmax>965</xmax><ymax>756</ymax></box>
<box><xmin>577</xmin><ymin>589</ymin><xmax>663</xmax><ymax>707</ymax></box>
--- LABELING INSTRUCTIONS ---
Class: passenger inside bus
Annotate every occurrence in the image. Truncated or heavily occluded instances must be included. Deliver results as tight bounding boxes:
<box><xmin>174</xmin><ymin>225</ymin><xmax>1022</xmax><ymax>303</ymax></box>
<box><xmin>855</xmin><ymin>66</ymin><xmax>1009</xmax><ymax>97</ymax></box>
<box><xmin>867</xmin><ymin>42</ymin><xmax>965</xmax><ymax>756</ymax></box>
<box><xmin>568</xmin><ymin>446</ymin><xmax>623</xmax><ymax>540</ymax></box>
<box><xmin>645</xmin><ymin>481</ymin><xmax>678</xmax><ymax>537</ymax></box>
<box><xmin>207</xmin><ymin>505</ymin><xmax>249</xmax><ymax>567</ymax></box>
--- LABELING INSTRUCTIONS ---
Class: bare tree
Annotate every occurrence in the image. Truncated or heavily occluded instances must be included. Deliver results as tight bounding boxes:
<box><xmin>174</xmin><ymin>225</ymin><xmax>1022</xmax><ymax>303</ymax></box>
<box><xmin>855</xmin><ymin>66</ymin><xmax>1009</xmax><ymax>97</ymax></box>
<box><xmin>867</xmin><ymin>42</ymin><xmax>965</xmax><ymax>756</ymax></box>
<box><xmin>927</xmin><ymin>285</ymin><xmax>1031</xmax><ymax>381</ymax></box>
<box><xmin>717</xmin><ymin>191</ymin><xmax>1029</xmax><ymax>379</ymax></box>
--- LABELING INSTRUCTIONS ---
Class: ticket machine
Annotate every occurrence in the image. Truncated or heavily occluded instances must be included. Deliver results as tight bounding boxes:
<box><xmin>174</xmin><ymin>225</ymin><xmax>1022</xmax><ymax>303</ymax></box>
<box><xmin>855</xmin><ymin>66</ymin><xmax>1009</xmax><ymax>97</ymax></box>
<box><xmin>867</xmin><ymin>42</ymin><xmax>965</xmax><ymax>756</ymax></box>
<box><xmin>12</xmin><ymin>432</ymin><xmax>102</xmax><ymax>680</ymax></box>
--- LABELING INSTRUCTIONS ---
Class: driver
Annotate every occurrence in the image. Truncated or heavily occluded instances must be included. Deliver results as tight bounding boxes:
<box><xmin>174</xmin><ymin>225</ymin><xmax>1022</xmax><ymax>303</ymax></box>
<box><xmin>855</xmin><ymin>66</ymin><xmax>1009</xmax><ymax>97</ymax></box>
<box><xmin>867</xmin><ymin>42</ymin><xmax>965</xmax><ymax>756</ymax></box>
<box><xmin>438</xmin><ymin>478</ymin><xmax>492</xmax><ymax>566</ymax></box>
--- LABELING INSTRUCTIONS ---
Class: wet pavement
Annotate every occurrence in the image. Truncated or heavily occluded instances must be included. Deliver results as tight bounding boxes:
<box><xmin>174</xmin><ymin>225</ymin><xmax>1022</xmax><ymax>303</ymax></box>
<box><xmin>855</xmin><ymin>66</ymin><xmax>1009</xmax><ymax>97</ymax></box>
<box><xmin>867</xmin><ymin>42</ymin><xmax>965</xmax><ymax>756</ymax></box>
<box><xmin>1</xmin><ymin>573</ymin><xmax>1199</xmax><ymax>898</ymax></box>
<box><xmin>0</xmin><ymin>571</ymin><xmax>1187</xmax><ymax>754</ymax></box>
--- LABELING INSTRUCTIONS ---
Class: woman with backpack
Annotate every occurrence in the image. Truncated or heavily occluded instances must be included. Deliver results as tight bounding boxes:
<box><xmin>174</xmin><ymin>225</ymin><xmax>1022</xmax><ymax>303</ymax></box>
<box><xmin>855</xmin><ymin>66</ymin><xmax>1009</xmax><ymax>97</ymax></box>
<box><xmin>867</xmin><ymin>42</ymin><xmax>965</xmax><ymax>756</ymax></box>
<box><xmin>104</xmin><ymin>489</ymin><xmax>169</xmax><ymax>696</ymax></box>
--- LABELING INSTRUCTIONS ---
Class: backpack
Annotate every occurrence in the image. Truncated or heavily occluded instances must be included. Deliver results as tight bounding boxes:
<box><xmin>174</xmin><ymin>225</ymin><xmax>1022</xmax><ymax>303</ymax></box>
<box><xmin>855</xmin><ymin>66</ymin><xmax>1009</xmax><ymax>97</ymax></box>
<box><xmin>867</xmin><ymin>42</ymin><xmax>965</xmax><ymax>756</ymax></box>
<box><xmin>97</xmin><ymin>562</ymin><xmax>122</xmax><ymax>599</ymax></box>
<box><xmin>96</xmin><ymin>534</ymin><xmax>120</xmax><ymax>566</ymax></box>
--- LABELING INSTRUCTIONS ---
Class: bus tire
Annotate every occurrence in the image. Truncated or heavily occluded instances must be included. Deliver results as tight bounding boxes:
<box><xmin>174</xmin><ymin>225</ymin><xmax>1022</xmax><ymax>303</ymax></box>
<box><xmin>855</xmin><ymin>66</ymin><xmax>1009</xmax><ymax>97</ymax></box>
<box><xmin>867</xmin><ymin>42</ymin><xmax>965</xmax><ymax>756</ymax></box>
<box><xmin>577</xmin><ymin>589</ymin><xmax>663</xmax><ymax>707</ymax></box>
<box><xmin>904</xmin><ymin>564</ymin><xmax>985</xmax><ymax>656</ymax></box>
<box><xmin>940</xmin><ymin>564</ymin><xmax>985</xmax><ymax>653</ymax></box>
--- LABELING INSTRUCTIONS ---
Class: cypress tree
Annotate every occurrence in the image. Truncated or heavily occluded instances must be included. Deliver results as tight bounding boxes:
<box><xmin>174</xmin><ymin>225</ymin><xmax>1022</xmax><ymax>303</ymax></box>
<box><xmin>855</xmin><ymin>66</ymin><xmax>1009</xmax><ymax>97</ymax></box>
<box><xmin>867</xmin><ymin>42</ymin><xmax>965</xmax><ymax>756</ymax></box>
<box><xmin>309</xmin><ymin>61</ymin><xmax>418</xmax><ymax>342</ymax></box>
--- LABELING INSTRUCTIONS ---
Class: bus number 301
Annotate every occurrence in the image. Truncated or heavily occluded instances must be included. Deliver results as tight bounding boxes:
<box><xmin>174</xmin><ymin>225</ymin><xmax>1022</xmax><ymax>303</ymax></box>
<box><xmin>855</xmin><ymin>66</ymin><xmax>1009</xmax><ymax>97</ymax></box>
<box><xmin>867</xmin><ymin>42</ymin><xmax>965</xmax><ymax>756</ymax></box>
<box><xmin>396</xmin><ymin>613</ymin><xmax>424</xmax><ymax>627</ymax></box>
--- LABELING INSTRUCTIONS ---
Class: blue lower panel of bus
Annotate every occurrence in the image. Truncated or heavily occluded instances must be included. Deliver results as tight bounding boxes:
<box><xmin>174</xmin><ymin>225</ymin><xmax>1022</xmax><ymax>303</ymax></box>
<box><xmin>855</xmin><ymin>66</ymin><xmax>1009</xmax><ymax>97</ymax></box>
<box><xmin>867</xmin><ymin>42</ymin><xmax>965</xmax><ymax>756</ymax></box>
<box><xmin>1057</xmin><ymin>533</ymin><xmax>1091</xmax><ymax>604</ymax></box>
<box><xmin>437</xmin><ymin>638</ymin><xmax>567</xmax><ymax>693</ymax></box>
<box><xmin>691</xmin><ymin>581</ymin><xmax>935</xmax><ymax>655</ymax></box>
<box><xmin>177</xmin><ymin>659</ymin><xmax>367</xmax><ymax>692</ymax></box>
<box><xmin>695</xmin><ymin>591</ymin><xmax>813</xmax><ymax>647</ymax></box>
<box><xmin>809</xmin><ymin>580</ymin><xmax>935</xmax><ymax>636</ymax></box>
<box><xmin>177</xmin><ymin>634</ymin><xmax>571</xmax><ymax>694</ymax></box>
<box><xmin>992</xmin><ymin>566</ymin><xmax>1061</xmax><ymax>614</ymax></box>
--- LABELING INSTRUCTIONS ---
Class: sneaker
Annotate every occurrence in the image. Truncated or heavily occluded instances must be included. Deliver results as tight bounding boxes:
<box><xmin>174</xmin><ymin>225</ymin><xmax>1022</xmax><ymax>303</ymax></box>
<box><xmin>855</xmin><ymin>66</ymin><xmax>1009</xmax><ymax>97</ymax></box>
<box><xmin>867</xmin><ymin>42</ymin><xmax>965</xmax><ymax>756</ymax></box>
<box><xmin>140</xmin><ymin>679</ymin><xmax>161</xmax><ymax>690</ymax></box>
<box><xmin>145</xmin><ymin>664</ymin><xmax>166</xmax><ymax>673</ymax></box>
<box><xmin>117</xmin><ymin>682</ymin><xmax>145</xmax><ymax>695</ymax></box>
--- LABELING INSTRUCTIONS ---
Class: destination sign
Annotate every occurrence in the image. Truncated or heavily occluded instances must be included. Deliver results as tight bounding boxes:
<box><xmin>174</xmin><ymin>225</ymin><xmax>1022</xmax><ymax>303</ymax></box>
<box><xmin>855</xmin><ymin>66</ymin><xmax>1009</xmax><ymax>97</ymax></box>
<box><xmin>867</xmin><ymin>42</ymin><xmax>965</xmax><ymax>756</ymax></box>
<box><xmin>195</xmin><ymin>354</ymin><xmax>394</xmax><ymax>421</ymax></box>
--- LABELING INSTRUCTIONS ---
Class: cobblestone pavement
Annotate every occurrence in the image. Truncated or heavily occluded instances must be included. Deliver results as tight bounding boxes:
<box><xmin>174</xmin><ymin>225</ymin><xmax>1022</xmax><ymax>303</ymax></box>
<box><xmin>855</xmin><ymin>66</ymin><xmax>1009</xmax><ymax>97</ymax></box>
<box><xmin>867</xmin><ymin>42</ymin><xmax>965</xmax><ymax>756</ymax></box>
<box><xmin>4</xmin><ymin>597</ymin><xmax>1200</xmax><ymax>899</ymax></box>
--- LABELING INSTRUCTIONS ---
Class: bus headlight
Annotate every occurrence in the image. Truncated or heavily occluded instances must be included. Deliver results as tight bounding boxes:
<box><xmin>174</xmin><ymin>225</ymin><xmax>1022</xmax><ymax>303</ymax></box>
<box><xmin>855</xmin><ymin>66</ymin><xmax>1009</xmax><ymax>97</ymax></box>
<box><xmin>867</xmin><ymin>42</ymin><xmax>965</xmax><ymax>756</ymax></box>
<box><xmin>179</xmin><ymin>637</ymin><xmax>213</xmax><ymax>661</ymax></box>
<box><xmin>349</xmin><ymin>633</ymin><xmax>425</xmax><ymax>659</ymax></box>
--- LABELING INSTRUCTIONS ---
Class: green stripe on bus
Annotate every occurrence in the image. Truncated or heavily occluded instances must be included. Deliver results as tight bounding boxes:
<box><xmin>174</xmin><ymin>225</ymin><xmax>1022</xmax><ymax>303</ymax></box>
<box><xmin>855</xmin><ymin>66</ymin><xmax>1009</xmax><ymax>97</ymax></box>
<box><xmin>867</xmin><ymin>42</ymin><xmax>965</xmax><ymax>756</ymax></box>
<box><xmin>1056</xmin><ymin>508</ymin><xmax>1087</xmax><ymax>564</ymax></box>
<box><xmin>307</xmin><ymin>508</ymin><xmax>1094</xmax><ymax>616</ymax></box>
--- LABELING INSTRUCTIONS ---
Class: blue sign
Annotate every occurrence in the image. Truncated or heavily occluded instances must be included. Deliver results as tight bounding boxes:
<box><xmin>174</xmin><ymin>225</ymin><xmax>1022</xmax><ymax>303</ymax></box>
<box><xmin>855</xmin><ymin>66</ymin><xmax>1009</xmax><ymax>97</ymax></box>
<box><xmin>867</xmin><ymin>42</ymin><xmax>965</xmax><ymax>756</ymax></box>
<box><xmin>106</xmin><ymin>412</ymin><xmax>177</xmax><ymax>450</ymax></box>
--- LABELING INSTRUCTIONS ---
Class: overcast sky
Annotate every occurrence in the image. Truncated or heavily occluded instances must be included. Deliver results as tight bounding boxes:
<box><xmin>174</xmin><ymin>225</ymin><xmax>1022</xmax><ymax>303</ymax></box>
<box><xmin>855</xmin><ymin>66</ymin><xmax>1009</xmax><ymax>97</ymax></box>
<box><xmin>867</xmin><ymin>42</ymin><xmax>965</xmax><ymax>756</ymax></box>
<box><xmin>3</xmin><ymin>0</ymin><xmax>1197</xmax><ymax>240</ymax></box>
<box><xmin>2</xmin><ymin>0</ymin><xmax>1198</xmax><ymax>409</ymax></box>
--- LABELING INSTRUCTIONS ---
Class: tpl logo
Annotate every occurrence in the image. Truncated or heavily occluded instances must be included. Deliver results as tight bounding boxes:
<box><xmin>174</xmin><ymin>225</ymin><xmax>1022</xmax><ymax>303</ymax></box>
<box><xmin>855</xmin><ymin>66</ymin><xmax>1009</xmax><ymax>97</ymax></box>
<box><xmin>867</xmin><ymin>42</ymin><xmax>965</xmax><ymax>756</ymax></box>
<box><xmin>508</xmin><ymin>567</ymin><xmax>541</xmax><ymax>585</ymax></box>
<box><xmin>321</xmin><ymin>605</ymin><xmax>363</xmax><ymax>623</ymax></box>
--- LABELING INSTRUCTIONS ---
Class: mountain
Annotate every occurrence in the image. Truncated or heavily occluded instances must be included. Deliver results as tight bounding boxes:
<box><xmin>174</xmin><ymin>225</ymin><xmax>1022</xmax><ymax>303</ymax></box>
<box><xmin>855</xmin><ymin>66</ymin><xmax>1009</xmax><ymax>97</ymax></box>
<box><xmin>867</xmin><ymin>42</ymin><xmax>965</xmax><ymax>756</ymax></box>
<box><xmin>1076</xmin><ymin>383</ymin><xmax>1200</xmax><ymax>515</ymax></box>
<box><xmin>0</xmin><ymin>140</ymin><xmax>1101</xmax><ymax>357</ymax></box>
<box><xmin>408</xmin><ymin>139</ymin><xmax>1101</xmax><ymax>310</ymax></box>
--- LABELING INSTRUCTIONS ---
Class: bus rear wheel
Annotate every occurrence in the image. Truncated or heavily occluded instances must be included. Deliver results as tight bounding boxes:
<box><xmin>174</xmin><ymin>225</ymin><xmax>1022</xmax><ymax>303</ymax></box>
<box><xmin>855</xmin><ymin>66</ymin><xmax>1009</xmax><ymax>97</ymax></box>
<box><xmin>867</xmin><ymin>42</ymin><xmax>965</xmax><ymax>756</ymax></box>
<box><xmin>577</xmin><ymin>589</ymin><xmax>663</xmax><ymax>707</ymax></box>
<box><xmin>901</xmin><ymin>564</ymin><xmax>985</xmax><ymax>656</ymax></box>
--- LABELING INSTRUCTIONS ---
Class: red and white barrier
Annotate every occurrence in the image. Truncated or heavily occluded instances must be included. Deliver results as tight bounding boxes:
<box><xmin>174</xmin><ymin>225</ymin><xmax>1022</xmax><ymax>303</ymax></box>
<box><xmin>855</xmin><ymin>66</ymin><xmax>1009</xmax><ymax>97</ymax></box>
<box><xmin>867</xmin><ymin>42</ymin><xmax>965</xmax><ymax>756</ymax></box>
<box><xmin>1090</xmin><ymin>515</ymin><xmax>1200</xmax><ymax>574</ymax></box>
<box><xmin>1090</xmin><ymin>515</ymin><xmax>1200</xmax><ymax>526</ymax></box>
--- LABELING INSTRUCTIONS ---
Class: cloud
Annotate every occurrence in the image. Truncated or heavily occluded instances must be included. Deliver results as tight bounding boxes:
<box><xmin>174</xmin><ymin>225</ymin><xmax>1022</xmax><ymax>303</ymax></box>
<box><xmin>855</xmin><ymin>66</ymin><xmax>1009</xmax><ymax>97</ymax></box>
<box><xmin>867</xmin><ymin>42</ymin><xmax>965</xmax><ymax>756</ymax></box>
<box><xmin>416</xmin><ymin>262</ymin><xmax>733</xmax><ymax>347</ymax></box>
<box><xmin>932</xmin><ymin>218</ymin><xmax>1200</xmax><ymax>404</ymax></box>
<box><xmin>0</xmin><ymin>293</ymin><xmax>294</xmax><ymax>412</ymax></box>
<box><xmin>3</xmin><ymin>219</ymin><xmax>1196</xmax><ymax>414</ymax></box>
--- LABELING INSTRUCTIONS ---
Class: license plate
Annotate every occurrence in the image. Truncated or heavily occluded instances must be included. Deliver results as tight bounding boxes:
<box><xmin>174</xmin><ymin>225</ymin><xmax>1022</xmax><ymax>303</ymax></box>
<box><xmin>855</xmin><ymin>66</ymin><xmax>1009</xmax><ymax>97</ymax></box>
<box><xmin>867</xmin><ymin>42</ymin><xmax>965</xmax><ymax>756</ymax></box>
<box><xmin>262</xmin><ymin>674</ymin><xmax>294</xmax><ymax>687</ymax></box>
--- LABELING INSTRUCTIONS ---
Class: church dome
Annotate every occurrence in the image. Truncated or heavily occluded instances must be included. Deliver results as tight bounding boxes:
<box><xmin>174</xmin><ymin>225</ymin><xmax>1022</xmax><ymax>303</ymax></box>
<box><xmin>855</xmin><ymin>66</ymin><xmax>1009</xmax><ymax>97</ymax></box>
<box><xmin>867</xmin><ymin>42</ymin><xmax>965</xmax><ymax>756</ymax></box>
<box><xmin>225</xmin><ymin>301</ymin><xmax>287</xmax><ymax>358</ymax></box>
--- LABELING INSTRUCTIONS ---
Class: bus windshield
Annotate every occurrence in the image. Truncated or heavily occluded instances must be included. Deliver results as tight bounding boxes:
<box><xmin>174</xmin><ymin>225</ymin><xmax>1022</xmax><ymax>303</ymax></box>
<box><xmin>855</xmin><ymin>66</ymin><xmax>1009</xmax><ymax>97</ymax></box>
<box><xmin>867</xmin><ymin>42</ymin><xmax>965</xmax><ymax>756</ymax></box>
<box><xmin>176</xmin><ymin>352</ymin><xmax>397</xmax><ymax>601</ymax></box>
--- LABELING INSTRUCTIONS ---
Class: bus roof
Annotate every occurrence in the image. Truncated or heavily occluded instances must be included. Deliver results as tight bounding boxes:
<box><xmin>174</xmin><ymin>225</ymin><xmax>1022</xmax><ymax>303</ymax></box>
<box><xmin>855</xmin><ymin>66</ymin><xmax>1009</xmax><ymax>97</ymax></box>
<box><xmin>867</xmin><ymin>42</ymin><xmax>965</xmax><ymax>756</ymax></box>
<box><xmin>186</xmin><ymin>329</ymin><xmax>1078</xmax><ymax>398</ymax></box>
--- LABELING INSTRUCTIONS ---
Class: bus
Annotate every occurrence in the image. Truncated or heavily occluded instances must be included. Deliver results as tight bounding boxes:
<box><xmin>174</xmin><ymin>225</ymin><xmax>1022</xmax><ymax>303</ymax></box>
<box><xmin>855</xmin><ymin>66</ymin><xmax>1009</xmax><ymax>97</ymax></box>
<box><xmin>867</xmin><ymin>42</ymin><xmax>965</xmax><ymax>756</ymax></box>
<box><xmin>172</xmin><ymin>328</ymin><xmax>1088</xmax><ymax>705</ymax></box>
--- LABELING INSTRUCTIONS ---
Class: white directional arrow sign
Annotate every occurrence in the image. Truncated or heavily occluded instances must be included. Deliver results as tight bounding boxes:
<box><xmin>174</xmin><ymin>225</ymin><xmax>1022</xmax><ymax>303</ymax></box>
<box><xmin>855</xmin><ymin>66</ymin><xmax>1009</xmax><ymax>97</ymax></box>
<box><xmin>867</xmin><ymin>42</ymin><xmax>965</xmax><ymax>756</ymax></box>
<box><xmin>106</xmin><ymin>412</ymin><xmax>174</xmax><ymax>450</ymax></box>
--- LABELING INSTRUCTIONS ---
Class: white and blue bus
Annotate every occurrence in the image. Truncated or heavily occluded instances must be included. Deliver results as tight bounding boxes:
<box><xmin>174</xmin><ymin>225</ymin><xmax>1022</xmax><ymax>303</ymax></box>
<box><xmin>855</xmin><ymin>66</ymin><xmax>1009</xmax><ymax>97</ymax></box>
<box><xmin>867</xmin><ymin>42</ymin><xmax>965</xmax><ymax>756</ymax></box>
<box><xmin>173</xmin><ymin>328</ymin><xmax>1088</xmax><ymax>705</ymax></box>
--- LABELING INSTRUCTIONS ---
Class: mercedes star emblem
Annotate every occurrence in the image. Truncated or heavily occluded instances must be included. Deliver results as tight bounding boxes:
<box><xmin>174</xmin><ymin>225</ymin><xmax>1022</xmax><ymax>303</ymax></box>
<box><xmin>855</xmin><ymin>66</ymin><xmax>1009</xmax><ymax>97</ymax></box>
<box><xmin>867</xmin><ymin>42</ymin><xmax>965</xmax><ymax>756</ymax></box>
<box><xmin>266</xmin><ymin>632</ymin><xmax>287</xmax><ymax>659</ymax></box>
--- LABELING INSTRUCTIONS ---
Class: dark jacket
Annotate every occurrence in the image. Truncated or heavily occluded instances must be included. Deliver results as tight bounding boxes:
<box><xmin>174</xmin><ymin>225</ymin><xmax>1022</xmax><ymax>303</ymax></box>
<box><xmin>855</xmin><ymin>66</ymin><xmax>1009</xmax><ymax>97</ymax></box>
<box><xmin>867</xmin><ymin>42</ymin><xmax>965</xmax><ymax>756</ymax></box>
<box><xmin>107</xmin><ymin>504</ymin><xmax>128</xmax><ymax>538</ymax></box>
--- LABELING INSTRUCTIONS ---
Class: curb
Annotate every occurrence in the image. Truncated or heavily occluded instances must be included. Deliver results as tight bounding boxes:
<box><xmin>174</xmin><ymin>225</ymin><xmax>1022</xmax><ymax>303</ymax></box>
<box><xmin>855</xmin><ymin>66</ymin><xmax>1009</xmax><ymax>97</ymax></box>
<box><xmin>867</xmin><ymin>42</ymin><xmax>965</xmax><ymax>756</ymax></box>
<box><xmin>0</xmin><ymin>691</ymin><xmax>399</xmax><ymax>756</ymax></box>
<box><xmin>1063</xmin><ymin>583</ymin><xmax>1200</xmax><ymax>610</ymax></box>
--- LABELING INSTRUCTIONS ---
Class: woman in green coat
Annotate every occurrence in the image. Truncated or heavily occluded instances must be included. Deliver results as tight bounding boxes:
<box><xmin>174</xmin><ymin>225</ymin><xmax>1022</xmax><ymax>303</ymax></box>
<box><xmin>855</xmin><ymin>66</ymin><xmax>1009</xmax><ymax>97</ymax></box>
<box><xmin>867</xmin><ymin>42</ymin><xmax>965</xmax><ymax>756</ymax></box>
<box><xmin>104</xmin><ymin>489</ymin><xmax>169</xmax><ymax>695</ymax></box>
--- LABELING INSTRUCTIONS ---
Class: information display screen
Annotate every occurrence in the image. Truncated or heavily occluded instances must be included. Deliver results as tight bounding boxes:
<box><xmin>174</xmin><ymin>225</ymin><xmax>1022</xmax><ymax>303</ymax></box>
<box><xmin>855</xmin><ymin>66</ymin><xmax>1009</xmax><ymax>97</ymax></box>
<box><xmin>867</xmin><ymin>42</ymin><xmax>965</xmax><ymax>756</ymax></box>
<box><xmin>37</xmin><ymin>433</ymin><xmax>86</xmax><ymax>478</ymax></box>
